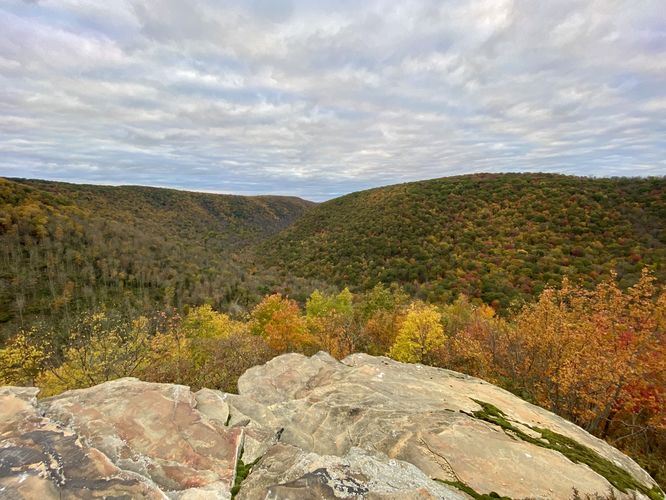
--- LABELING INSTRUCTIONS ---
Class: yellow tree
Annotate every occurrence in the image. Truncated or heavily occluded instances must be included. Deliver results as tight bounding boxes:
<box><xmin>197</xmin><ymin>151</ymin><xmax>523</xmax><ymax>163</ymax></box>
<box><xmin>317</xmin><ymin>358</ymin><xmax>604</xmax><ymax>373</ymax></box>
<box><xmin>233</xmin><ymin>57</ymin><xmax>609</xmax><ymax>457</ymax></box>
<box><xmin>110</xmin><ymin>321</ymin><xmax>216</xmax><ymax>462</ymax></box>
<box><xmin>508</xmin><ymin>281</ymin><xmax>587</xmax><ymax>414</ymax></box>
<box><xmin>38</xmin><ymin>312</ymin><xmax>151</xmax><ymax>396</ymax></box>
<box><xmin>388</xmin><ymin>302</ymin><xmax>445</xmax><ymax>364</ymax></box>
<box><xmin>181</xmin><ymin>304</ymin><xmax>245</xmax><ymax>369</ymax></box>
<box><xmin>181</xmin><ymin>304</ymin><xmax>238</xmax><ymax>338</ymax></box>
<box><xmin>142</xmin><ymin>305</ymin><xmax>247</xmax><ymax>388</ymax></box>
<box><xmin>0</xmin><ymin>328</ymin><xmax>49</xmax><ymax>386</ymax></box>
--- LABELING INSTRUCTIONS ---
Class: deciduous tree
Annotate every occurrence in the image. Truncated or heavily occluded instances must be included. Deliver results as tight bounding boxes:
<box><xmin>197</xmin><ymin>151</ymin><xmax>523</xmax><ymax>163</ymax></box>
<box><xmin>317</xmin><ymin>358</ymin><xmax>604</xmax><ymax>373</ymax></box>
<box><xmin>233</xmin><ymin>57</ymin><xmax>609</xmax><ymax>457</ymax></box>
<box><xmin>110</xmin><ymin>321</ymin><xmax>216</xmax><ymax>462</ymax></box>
<box><xmin>250</xmin><ymin>294</ymin><xmax>311</xmax><ymax>353</ymax></box>
<box><xmin>388</xmin><ymin>302</ymin><xmax>445</xmax><ymax>364</ymax></box>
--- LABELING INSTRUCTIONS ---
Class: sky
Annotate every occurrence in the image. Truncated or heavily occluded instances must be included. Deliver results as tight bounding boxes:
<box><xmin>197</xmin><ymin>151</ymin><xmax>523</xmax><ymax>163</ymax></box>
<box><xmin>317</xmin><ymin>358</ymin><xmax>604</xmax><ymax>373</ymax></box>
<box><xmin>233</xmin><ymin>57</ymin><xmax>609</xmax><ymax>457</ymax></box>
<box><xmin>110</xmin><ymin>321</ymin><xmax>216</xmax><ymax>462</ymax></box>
<box><xmin>0</xmin><ymin>1</ymin><xmax>665</xmax><ymax>201</ymax></box>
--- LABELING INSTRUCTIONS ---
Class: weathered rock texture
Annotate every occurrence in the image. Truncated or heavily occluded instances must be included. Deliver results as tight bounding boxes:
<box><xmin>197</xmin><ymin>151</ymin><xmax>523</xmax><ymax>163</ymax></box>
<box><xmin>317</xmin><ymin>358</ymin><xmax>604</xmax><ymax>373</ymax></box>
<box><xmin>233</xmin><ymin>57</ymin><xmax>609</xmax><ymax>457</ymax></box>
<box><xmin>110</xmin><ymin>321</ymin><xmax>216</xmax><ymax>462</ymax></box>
<box><xmin>1</xmin><ymin>352</ymin><xmax>663</xmax><ymax>500</ymax></box>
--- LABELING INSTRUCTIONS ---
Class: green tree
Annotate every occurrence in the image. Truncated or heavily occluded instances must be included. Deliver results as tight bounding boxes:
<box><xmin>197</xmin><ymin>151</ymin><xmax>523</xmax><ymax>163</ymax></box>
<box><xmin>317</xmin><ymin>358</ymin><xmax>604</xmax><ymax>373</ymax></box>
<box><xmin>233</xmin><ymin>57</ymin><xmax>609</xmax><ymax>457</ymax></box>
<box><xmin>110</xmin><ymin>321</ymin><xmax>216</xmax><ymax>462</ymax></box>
<box><xmin>305</xmin><ymin>288</ymin><xmax>356</xmax><ymax>358</ymax></box>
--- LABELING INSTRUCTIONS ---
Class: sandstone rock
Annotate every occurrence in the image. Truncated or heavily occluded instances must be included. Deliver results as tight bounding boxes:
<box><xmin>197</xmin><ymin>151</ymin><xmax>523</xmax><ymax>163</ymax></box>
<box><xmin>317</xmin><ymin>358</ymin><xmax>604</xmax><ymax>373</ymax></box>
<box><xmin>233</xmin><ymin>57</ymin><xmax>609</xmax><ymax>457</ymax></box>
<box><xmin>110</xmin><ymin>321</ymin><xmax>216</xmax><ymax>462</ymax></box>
<box><xmin>233</xmin><ymin>352</ymin><xmax>662</xmax><ymax>500</ymax></box>
<box><xmin>0</xmin><ymin>386</ymin><xmax>165</xmax><ymax>499</ymax></box>
<box><xmin>195</xmin><ymin>388</ymin><xmax>230</xmax><ymax>427</ymax></box>
<box><xmin>40</xmin><ymin>378</ymin><xmax>243</xmax><ymax>496</ymax></box>
<box><xmin>1</xmin><ymin>354</ymin><xmax>663</xmax><ymax>500</ymax></box>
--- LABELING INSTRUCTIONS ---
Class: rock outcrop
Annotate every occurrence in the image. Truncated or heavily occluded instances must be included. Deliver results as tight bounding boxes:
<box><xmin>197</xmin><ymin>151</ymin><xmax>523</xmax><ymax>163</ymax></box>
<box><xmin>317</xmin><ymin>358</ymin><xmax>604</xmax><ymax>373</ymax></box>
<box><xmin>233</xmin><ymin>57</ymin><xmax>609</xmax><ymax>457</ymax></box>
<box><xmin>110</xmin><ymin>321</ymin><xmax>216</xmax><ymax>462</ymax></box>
<box><xmin>1</xmin><ymin>352</ymin><xmax>663</xmax><ymax>499</ymax></box>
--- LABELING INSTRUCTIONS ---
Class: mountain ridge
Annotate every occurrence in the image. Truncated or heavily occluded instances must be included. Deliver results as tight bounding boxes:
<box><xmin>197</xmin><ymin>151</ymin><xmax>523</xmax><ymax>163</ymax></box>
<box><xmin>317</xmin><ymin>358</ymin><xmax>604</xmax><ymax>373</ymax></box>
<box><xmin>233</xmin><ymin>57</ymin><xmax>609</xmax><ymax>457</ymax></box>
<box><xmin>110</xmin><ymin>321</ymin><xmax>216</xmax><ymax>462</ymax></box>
<box><xmin>261</xmin><ymin>172</ymin><xmax>666</xmax><ymax>307</ymax></box>
<box><xmin>3</xmin><ymin>172</ymin><xmax>665</xmax><ymax>334</ymax></box>
<box><xmin>8</xmin><ymin>177</ymin><xmax>316</xmax><ymax>203</ymax></box>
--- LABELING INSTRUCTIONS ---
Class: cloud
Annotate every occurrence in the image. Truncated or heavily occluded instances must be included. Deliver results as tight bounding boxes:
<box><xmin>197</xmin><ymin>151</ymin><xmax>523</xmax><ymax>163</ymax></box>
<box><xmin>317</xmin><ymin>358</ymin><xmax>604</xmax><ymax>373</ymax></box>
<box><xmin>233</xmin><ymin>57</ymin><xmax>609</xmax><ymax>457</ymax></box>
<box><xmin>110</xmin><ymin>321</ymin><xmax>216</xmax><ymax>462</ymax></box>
<box><xmin>0</xmin><ymin>0</ymin><xmax>664</xmax><ymax>200</ymax></box>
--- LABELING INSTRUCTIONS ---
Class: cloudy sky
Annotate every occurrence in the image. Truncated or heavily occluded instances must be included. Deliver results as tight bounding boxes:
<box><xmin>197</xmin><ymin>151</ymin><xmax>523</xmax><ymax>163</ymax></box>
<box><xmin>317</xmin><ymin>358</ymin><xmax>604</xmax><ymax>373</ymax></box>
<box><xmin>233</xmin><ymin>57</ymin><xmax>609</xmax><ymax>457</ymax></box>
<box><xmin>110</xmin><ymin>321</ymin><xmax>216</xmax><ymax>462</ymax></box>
<box><xmin>0</xmin><ymin>0</ymin><xmax>665</xmax><ymax>200</ymax></box>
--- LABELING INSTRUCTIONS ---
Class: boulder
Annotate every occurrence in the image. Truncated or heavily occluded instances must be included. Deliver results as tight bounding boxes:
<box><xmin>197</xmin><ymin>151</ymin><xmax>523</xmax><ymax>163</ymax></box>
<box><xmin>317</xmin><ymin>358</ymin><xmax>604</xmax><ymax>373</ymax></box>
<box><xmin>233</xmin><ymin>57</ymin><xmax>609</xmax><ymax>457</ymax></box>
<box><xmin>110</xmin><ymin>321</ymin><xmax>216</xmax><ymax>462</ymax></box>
<box><xmin>233</xmin><ymin>352</ymin><xmax>662</xmax><ymax>500</ymax></box>
<box><xmin>0</xmin><ymin>353</ymin><xmax>663</xmax><ymax>499</ymax></box>
<box><xmin>194</xmin><ymin>388</ymin><xmax>230</xmax><ymax>428</ymax></box>
<box><xmin>237</xmin><ymin>443</ymin><xmax>466</xmax><ymax>499</ymax></box>
<box><xmin>1</xmin><ymin>379</ymin><xmax>243</xmax><ymax>499</ymax></box>
<box><xmin>40</xmin><ymin>378</ymin><xmax>243</xmax><ymax>497</ymax></box>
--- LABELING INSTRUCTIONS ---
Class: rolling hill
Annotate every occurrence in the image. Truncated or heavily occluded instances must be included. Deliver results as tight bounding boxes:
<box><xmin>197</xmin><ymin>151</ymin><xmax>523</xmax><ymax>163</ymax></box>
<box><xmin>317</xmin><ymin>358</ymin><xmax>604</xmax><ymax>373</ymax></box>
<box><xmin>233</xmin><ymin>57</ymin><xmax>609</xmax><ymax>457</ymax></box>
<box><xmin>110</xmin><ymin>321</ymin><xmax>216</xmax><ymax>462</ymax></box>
<box><xmin>3</xmin><ymin>172</ymin><xmax>665</xmax><ymax>338</ymax></box>
<box><xmin>261</xmin><ymin>173</ymin><xmax>666</xmax><ymax>308</ymax></box>
<box><xmin>0</xmin><ymin>178</ymin><xmax>314</xmax><ymax>337</ymax></box>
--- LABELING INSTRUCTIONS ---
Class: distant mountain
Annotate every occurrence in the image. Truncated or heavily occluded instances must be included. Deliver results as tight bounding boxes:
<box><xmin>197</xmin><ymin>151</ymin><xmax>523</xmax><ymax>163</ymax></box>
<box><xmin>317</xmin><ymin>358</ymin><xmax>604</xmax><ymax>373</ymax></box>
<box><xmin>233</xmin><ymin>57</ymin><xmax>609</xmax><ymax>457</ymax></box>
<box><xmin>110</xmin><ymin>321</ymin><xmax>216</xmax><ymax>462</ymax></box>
<box><xmin>0</xmin><ymin>178</ymin><xmax>314</xmax><ymax>335</ymax></box>
<box><xmin>262</xmin><ymin>173</ymin><xmax>666</xmax><ymax>308</ymax></box>
<box><xmin>4</xmin><ymin>172</ymin><xmax>665</xmax><ymax>336</ymax></box>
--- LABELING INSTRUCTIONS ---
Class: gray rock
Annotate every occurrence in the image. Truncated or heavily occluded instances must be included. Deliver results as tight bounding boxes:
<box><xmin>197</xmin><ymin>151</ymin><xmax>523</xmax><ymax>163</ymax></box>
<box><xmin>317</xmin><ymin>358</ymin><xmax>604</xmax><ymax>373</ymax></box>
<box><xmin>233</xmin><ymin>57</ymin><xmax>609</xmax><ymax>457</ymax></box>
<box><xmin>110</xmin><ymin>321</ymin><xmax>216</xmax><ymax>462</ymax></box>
<box><xmin>237</xmin><ymin>443</ymin><xmax>466</xmax><ymax>499</ymax></box>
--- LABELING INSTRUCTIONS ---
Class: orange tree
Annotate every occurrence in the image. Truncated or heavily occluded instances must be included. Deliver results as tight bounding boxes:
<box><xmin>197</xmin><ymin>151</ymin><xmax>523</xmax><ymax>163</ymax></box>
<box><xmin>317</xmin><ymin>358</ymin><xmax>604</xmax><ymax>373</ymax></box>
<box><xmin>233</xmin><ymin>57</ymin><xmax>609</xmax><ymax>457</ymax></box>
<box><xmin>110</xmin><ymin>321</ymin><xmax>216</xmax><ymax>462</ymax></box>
<box><xmin>250</xmin><ymin>294</ymin><xmax>313</xmax><ymax>353</ymax></box>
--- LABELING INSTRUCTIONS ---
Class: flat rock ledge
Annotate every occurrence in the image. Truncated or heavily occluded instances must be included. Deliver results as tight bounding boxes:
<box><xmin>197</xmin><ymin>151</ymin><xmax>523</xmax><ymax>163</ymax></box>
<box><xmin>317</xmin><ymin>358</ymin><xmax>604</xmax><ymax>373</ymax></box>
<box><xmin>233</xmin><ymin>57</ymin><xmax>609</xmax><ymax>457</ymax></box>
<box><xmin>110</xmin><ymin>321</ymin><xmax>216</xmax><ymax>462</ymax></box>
<box><xmin>0</xmin><ymin>352</ymin><xmax>663</xmax><ymax>500</ymax></box>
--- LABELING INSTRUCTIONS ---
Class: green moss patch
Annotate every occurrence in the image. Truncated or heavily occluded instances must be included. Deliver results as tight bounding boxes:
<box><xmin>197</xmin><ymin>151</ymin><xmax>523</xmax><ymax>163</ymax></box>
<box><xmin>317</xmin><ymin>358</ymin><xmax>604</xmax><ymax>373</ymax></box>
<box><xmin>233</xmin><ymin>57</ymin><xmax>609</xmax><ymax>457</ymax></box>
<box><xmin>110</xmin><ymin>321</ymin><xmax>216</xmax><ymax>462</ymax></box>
<box><xmin>464</xmin><ymin>400</ymin><xmax>664</xmax><ymax>500</ymax></box>
<box><xmin>436</xmin><ymin>479</ymin><xmax>511</xmax><ymax>499</ymax></box>
<box><xmin>230</xmin><ymin>449</ymin><xmax>262</xmax><ymax>499</ymax></box>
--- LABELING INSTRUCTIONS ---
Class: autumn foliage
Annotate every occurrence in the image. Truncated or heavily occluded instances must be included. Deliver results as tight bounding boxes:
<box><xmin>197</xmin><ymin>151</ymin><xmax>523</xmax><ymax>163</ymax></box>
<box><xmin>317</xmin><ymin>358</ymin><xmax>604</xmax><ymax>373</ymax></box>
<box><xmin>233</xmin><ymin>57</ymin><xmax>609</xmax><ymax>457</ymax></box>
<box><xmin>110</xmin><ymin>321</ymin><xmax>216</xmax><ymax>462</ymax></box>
<box><xmin>0</xmin><ymin>271</ymin><xmax>664</xmax><ymax>486</ymax></box>
<box><xmin>505</xmin><ymin>270</ymin><xmax>665</xmax><ymax>436</ymax></box>
<box><xmin>263</xmin><ymin>174</ymin><xmax>666</xmax><ymax>307</ymax></box>
<box><xmin>437</xmin><ymin>271</ymin><xmax>666</xmax><ymax>484</ymax></box>
<box><xmin>388</xmin><ymin>302</ymin><xmax>445</xmax><ymax>364</ymax></box>
<box><xmin>250</xmin><ymin>294</ymin><xmax>313</xmax><ymax>353</ymax></box>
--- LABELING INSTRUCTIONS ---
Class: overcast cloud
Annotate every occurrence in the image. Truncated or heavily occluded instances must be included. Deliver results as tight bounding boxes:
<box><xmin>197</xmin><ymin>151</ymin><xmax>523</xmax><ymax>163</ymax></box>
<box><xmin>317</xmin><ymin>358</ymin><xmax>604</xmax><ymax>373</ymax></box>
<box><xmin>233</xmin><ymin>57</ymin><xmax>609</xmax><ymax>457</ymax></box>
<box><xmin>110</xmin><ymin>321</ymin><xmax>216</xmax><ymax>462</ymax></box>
<box><xmin>0</xmin><ymin>0</ymin><xmax>665</xmax><ymax>200</ymax></box>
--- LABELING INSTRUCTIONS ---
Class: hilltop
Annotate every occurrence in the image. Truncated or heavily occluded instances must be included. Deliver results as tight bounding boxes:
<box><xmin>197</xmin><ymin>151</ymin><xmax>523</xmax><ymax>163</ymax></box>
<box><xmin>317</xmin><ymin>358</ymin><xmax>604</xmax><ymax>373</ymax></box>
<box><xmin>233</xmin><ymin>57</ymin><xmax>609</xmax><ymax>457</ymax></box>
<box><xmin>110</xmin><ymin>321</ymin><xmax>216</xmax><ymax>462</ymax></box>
<box><xmin>0</xmin><ymin>178</ymin><xmax>314</xmax><ymax>336</ymax></box>
<box><xmin>262</xmin><ymin>173</ymin><xmax>666</xmax><ymax>308</ymax></box>
<box><xmin>9</xmin><ymin>178</ymin><xmax>313</xmax><ymax>247</ymax></box>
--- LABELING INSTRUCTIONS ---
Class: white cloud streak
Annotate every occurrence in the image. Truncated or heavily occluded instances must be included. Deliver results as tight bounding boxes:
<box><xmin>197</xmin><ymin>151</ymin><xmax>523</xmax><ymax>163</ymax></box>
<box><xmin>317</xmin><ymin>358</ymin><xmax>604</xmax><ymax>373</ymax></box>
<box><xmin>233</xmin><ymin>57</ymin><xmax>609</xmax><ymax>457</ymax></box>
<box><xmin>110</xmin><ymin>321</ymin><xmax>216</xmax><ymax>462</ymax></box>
<box><xmin>0</xmin><ymin>0</ymin><xmax>664</xmax><ymax>200</ymax></box>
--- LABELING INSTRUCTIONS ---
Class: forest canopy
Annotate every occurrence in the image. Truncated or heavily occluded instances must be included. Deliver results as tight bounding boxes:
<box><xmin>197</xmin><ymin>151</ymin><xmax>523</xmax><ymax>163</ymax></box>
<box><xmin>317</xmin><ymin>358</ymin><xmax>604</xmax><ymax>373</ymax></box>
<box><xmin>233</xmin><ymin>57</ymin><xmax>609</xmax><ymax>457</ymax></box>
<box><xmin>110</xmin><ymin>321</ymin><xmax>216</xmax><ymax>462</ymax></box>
<box><xmin>263</xmin><ymin>173</ymin><xmax>666</xmax><ymax>307</ymax></box>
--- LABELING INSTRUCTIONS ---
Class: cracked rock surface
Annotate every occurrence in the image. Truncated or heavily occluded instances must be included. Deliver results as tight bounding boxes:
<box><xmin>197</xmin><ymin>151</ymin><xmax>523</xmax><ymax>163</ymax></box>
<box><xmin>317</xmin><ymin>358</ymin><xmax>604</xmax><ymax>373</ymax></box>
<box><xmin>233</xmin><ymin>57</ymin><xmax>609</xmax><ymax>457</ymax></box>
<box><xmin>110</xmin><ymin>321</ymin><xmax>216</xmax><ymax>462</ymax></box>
<box><xmin>1</xmin><ymin>380</ymin><xmax>243</xmax><ymax>499</ymax></box>
<box><xmin>1</xmin><ymin>352</ymin><xmax>663</xmax><ymax>499</ymax></box>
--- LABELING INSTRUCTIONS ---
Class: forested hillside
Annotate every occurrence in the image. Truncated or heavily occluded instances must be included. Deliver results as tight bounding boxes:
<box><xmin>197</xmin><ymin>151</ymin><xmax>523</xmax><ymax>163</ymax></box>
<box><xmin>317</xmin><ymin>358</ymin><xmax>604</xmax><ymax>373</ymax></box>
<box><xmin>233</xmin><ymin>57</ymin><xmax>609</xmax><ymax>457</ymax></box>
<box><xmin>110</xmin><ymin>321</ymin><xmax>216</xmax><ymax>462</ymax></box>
<box><xmin>0</xmin><ymin>178</ymin><xmax>314</xmax><ymax>339</ymax></box>
<box><xmin>263</xmin><ymin>173</ymin><xmax>666</xmax><ymax>308</ymax></box>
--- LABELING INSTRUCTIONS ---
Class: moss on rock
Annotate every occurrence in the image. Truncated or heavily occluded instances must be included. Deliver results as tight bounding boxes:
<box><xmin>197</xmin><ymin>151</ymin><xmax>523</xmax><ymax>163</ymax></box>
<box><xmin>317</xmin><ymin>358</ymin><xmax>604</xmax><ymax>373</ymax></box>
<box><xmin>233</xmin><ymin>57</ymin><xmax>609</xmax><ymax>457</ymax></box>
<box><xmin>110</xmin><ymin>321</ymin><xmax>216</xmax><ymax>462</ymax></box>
<box><xmin>436</xmin><ymin>478</ymin><xmax>512</xmax><ymax>499</ymax></box>
<box><xmin>231</xmin><ymin>448</ymin><xmax>262</xmax><ymax>499</ymax></box>
<box><xmin>465</xmin><ymin>400</ymin><xmax>664</xmax><ymax>500</ymax></box>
